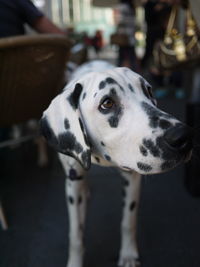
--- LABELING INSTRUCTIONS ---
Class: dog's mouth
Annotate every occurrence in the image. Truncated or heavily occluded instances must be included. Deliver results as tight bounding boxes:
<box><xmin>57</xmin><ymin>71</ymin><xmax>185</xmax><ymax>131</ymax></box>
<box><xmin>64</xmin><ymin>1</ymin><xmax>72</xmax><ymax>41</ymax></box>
<box><xmin>120</xmin><ymin>148</ymin><xmax>192</xmax><ymax>174</ymax></box>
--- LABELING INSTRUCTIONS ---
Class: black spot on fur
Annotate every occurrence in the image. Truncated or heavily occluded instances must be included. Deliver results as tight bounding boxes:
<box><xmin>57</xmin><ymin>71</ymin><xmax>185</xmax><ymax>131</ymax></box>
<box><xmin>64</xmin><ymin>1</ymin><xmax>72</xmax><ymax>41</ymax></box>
<box><xmin>137</xmin><ymin>162</ymin><xmax>152</xmax><ymax>172</ymax></box>
<box><xmin>82</xmin><ymin>92</ymin><xmax>86</xmax><ymax>100</ymax></box>
<box><xmin>159</xmin><ymin>119</ymin><xmax>172</xmax><ymax>129</ymax></box>
<box><xmin>68</xmin><ymin>83</ymin><xmax>83</xmax><ymax>110</ymax></box>
<box><xmin>140</xmin><ymin>78</ymin><xmax>155</xmax><ymax>104</ymax></box>
<box><xmin>140</xmin><ymin>77</ymin><xmax>150</xmax><ymax>99</ymax></box>
<box><xmin>40</xmin><ymin>116</ymin><xmax>57</xmax><ymax>145</ymax></box>
<box><xmin>101</xmin><ymin>141</ymin><xmax>105</xmax><ymax>146</ymax></box>
<box><xmin>70</xmin><ymin>175</ymin><xmax>83</xmax><ymax>181</ymax></box>
<box><xmin>150</xmin><ymin>115</ymin><xmax>160</xmax><ymax>128</ymax></box>
<box><xmin>122</xmin><ymin>178</ymin><xmax>129</xmax><ymax>187</ymax></box>
<box><xmin>78</xmin><ymin>196</ymin><xmax>82</xmax><ymax>204</ymax></box>
<box><xmin>119</xmin><ymin>85</ymin><xmax>125</xmax><ymax>92</ymax></box>
<box><xmin>140</xmin><ymin>145</ymin><xmax>148</xmax><ymax>156</ymax></box>
<box><xmin>81</xmin><ymin>150</ymin><xmax>91</xmax><ymax>169</ymax></box>
<box><xmin>108</xmin><ymin>116</ymin><xmax>119</xmax><ymax>128</ymax></box>
<box><xmin>40</xmin><ymin>117</ymin><xmax>87</xmax><ymax>165</ymax></box>
<box><xmin>78</xmin><ymin>118</ymin><xmax>91</xmax><ymax>147</ymax></box>
<box><xmin>143</xmin><ymin>139</ymin><xmax>160</xmax><ymax>157</ymax></box>
<box><xmin>95</xmin><ymin>156</ymin><xmax>100</xmax><ymax>163</ymax></box>
<box><xmin>105</xmin><ymin>77</ymin><xmax>124</xmax><ymax>92</ymax></box>
<box><xmin>69</xmin><ymin>168</ymin><xmax>77</xmax><ymax>179</ymax></box>
<box><xmin>79</xmin><ymin>118</ymin><xmax>84</xmax><ymax>133</ymax></box>
<box><xmin>105</xmin><ymin>154</ymin><xmax>111</xmax><ymax>161</ymax></box>
<box><xmin>58</xmin><ymin>132</ymin><xmax>83</xmax><ymax>154</ymax></box>
<box><xmin>68</xmin><ymin>169</ymin><xmax>83</xmax><ymax>181</ymax></box>
<box><xmin>110</xmin><ymin>88</ymin><xmax>117</xmax><ymax>95</ymax></box>
<box><xmin>141</xmin><ymin>101</ymin><xmax>172</xmax><ymax>129</ymax></box>
<box><xmin>128</xmin><ymin>84</ymin><xmax>135</xmax><ymax>93</ymax></box>
<box><xmin>130</xmin><ymin>201</ymin><xmax>136</xmax><ymax>211</ymax></box>
<box><xmin>68</xmin><ymin>196</ymin><xmax>74</xmax><ymax>204</ymax></box>
<box><xmin>94</xmin><ymin>93</ymin><xmax>97</xmax><ymax>98</ymax></box>
<box><xmin>64</xmin><ymin>118</ymin><xmax>70</xmax><ymax>129</ymax></box>
<box><xmin>108</xmin><ymin>99</ymin><xmax>122</xmax><ymax>128</ymax></box>
<box><xmin>106</xmin><ymin>77</ymin><xmax>116</xmax><ymax>84</ymax></box>
<box><xmin>99</xmin><ymin>80</ymin><xmax>106</xmax><ymax>89</ymax></box>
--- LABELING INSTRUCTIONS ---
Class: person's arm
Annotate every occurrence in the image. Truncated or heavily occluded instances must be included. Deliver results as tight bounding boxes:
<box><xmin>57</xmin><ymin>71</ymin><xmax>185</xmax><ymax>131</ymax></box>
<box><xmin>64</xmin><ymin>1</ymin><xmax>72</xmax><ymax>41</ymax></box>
<box><xmin>18</xmin><ymin>0</ymin><xmax>65</xmax><ymax>35</ymax></box>
<box><xmin>32</xmin><ymin>16</ymin><xmax>65</xmax><ymax>35</ymax></box>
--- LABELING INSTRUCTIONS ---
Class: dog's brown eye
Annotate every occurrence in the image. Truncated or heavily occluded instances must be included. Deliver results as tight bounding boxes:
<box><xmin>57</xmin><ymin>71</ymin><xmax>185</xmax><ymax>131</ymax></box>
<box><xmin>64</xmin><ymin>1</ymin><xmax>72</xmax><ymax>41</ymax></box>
<box><xmin>100</xmin><ymin>98</ymin><xmax>114</xmax><ymax>110</ymax></box>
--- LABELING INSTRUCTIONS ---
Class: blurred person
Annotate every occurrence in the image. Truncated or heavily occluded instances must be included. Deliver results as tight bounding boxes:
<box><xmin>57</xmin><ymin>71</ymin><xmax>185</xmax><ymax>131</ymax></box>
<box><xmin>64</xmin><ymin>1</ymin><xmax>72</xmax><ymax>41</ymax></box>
<box><xmin>115</xmin><ymin>0</ymin><xmax>138</xmax><ymax>71</ymax></box>
<box><xmin>163</xmin><ymin>0</ymin><xmax>200</xmax><ymax>196</ymax></box>
<box><xmin>92</xmin><ymin>30</ymin><xmax>104</xmax><ymax>56</ymax></box>
<box><xmin>82</xmin><ymin>31</ymin><xmax>92</xmax><ymax>47</ymax></box>
<box><xmin>142</xmin><ymin>0</ymin><xmax>171</xmax><ymax>69</ymax></box>
<box><xmin>0</xmin><ymin>0</ymin><xmax>65</xmax><ymax>38</ymax></box>
<box><xmin>141</xmin><ymin>0</ymin><xmax>171</xmax><ymax>98</ymax></box>
<box><xmin>180</xmin><ymin>0</ymin><xmax>200</xmax><ymax>196</ymax></box>
<box><xmin>164</xmin><ymin>0</ymin><xmax>200</xmax><ymax>28</ymax></box>
<box><xmin>142</xmin><ymin>0</ymin><xmax>185</xmax><ymax>99</ymax></box>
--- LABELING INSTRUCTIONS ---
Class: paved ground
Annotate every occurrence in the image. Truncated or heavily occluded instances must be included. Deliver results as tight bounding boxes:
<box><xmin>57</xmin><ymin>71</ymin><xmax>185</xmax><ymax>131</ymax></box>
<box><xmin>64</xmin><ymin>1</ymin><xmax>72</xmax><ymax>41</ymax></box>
<box><xmin>0</xmin><ymin>97</ymin><xmax>200</xmax><ymax>267</ymax></box>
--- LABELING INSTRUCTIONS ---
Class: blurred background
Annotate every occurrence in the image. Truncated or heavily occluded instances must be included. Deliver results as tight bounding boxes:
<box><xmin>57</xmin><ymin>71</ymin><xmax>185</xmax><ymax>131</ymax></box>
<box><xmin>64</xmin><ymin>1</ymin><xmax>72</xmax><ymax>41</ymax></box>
<box><xmin>0</xmin><ymin>0</ymin><xmax>200</xmax><ymax>267</ymax></box>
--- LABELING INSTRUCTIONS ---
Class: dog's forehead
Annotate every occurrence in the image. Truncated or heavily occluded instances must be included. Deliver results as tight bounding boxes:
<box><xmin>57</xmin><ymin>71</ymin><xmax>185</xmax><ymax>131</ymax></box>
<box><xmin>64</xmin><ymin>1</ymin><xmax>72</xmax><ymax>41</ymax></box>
<box><xmin>81</xmin><ymin>67</ymin><xmax>148</xmax><ymax>95</ymax></box>
<box><xmin>100</xmin><ymin>67</ymin><xmax>143</xmax><ymax>87</ymax></box>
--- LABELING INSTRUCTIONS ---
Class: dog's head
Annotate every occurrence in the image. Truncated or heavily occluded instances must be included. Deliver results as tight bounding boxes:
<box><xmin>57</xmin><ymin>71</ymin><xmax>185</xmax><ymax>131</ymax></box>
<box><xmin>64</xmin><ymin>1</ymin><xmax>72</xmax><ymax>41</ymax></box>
<box><xmin>40</xmin><ymin>67</ymin><xmax>193</xmax><ymax>174</ymax></box>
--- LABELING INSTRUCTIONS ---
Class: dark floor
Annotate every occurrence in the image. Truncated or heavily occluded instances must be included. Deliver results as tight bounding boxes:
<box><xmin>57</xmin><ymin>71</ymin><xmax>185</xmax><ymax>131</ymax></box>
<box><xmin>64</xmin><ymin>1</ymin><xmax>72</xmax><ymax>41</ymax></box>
<box><xmin>0</xmin><ymin>98</ymin><xmax>200</xmax><ymax>267</ymax></box>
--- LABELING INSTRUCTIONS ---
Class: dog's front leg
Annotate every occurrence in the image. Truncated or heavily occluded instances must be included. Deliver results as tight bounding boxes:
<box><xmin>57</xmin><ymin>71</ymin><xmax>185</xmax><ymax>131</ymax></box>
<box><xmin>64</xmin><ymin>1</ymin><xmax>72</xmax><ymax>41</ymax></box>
<box><xmin>66</xmin><ymin>178</ymin><xmax>88</xmax><ymax>267</ymax></box>
<box><xmin>118</xmin><ymin>170</ymin><xmax>141</xmax><ymax>267</ymax></box>
<box><xmin>59</xmin><ymin>155</ymin><xmax>88</xmax><ymax>267</ymax></box>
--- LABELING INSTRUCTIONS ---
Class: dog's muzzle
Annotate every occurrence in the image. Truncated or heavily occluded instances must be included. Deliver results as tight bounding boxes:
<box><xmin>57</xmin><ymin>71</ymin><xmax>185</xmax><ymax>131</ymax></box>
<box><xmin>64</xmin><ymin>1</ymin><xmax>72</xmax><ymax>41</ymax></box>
<box><xmin>163</xmin><ymin>124</ymin><xmax>193</xmax><ymax>155</ymax></box>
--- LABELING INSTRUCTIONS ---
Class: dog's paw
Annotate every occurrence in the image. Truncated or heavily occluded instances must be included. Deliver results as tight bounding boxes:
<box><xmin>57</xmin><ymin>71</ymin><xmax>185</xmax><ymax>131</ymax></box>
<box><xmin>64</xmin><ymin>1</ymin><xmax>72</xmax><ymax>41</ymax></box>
<box><xmin>118</xmin><ymin>247</ymin><xmax>140</xmax><ymax>267</ymax></box>
<box><xmin>67</xmin><ymin>245</ymin><xmax>84</xmax><ymax>267</ymax></box>
<box><xmin>67</xmin><ymin>256</ymin><xmax>83</xmax><ymax>267</ymax></box>
<box><xmin>118</xmin><ymin>256</ymin><xmax>140</xmax><ymax>267</ymax></box>
<box><xmin>118</xmin><ymin>238</ymin><xmax>140</xmax><ymax>267</ymax></box>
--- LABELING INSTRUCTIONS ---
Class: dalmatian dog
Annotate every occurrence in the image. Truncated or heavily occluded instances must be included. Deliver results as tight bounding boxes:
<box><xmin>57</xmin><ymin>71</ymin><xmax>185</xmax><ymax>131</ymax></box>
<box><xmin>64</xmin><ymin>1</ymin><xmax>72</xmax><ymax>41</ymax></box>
<box><xmin>40</xmin><ymin>60</ymin><xmax>193</xmax><ymax>267</ymax></box>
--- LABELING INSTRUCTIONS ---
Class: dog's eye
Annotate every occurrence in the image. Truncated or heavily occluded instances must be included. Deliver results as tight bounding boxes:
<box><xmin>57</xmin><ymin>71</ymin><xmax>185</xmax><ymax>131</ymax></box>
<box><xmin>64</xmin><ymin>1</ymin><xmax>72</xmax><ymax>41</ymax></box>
<box><xmin>100</xmin><ymin>98</ymin><xmax>114</xmax><ymax>110</ymax></box>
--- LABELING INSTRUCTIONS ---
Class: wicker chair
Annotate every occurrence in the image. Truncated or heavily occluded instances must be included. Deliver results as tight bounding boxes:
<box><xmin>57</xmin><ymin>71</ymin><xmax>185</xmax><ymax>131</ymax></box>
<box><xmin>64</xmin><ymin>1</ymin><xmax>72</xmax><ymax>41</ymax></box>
<box><xmin>0</xmin><ymin>34</ymin><xmax>71</xmax><ymax>126</ymax></box>
<box><xmin>0</xmin><ymin>34</ymin><xmax>71</xmax><ymax>229</ymax></box>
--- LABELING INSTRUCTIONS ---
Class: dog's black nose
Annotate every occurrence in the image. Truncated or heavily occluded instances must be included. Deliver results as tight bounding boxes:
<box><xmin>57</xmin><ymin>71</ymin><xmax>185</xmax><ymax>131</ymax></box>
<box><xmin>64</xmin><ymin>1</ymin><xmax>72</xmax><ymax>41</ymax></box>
<box><xmin>164</xmin><ymin>124</ymin><xmax>193</xmax><ymax>152</ymax></box>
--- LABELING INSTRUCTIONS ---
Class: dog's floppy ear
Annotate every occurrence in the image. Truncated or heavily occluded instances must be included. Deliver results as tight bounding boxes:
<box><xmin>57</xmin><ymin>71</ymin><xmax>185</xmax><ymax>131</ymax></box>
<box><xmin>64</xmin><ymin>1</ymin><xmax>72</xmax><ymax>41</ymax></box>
<box><xmin>40</xmin><ymin>82</ymin><xmax>91</xmax><ymax>170</ymax></box>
